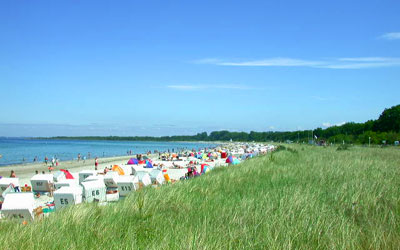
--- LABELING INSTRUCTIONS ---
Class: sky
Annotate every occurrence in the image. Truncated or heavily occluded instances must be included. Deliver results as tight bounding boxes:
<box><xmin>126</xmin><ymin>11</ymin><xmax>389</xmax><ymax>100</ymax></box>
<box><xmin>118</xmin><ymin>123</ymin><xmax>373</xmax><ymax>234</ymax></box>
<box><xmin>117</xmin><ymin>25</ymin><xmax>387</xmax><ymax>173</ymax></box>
<box><xmin>0</xmin><ymin>0</ymin><xmax>399</xmax><ymax>137</ymax></box>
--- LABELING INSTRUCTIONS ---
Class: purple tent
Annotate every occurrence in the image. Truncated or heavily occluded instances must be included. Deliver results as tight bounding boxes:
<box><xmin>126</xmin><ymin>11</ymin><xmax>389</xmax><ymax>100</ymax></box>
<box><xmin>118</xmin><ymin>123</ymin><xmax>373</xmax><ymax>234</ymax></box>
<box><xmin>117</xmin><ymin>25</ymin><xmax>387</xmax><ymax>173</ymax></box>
<box><xmin>127</xmin><ymin>158</ymin><xmax>139</xmax><ymax>165</ymax></box>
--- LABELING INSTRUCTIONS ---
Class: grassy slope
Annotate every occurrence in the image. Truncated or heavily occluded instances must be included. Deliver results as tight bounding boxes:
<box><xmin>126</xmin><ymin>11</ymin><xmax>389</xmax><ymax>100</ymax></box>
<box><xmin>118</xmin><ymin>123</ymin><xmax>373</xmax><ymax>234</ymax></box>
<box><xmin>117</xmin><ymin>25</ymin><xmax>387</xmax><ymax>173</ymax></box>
<box><xmin>1</xmin><ymin>145</ymin><xmax>399</xmax><ymax>249</ymax></box>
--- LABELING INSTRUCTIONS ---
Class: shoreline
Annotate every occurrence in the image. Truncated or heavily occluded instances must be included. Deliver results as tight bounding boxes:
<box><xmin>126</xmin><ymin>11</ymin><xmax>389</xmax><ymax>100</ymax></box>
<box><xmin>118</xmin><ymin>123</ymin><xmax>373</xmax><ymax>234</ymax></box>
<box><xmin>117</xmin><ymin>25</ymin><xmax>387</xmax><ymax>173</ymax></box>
<box><xmin>0</xmin><ymin>154</ymin><xmax>142</xmax><ymax>186</ymax></box>
<box><xmin>0</xmin><ymin>138</ymin><xmax>221</xmax><ymax>166</ymax></box>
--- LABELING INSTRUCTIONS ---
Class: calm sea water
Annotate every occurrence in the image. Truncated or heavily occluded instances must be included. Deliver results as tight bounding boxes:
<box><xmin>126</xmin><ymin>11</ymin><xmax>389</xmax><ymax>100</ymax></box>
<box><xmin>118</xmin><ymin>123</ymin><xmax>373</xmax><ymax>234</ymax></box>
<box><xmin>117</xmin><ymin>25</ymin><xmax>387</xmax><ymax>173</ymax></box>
<box><xmin>0</xmin><ymin>138</ymin><xmax>217</xmax><ymax>166</ymax></box>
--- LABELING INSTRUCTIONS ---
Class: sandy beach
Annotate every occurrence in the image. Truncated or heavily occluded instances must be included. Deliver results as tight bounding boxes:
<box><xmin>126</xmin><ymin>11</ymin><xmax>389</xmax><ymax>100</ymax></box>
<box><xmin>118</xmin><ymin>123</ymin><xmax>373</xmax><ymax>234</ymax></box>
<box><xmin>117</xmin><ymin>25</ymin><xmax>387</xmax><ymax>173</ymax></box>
<box><xmin>0</xmin><ymin>153</ymin><xmax>222</xmax><ymax>187</ymax></box>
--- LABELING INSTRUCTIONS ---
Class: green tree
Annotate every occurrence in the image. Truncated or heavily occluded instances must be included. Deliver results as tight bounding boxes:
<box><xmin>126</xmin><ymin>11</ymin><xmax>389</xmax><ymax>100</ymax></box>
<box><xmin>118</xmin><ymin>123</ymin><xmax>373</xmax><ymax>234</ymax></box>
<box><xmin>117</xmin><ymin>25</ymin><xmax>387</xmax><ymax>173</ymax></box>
<box><xmin>373</xmin><ymin>105</ymin><xmax>400</xmax><ymax>132</ymax></box>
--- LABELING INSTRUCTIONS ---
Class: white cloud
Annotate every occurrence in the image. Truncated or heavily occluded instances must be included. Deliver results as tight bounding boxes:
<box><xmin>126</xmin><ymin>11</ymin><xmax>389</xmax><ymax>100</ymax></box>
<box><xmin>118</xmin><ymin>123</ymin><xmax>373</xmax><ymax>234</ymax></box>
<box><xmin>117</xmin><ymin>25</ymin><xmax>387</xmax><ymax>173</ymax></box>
<box><xmin>321</xmin><ymin>57</ymin><xmax>400</xmax><ymax>69</ymax></box>
<box><xmin>195</xmin><ymin>57</ymin><xmax>400</xmax><ymax>69</ymax></box>
<box><xmin>322</xmin><ymin>122</ymin><xmax>346</xmax><ymax>128</ymax></box>
<box><xmin>216</xmin><ymin>57</ymin><xmax>323</xmax><ymax>67</ymax></box>
<box><xmin>167</xmin><ymin>84</ymin><xmax>255</xmax><ymax>90</ymax></box>
<box><xmin>336</xmin><ymin>122</ymin><xmax>346</xmax><ymax>126</ymax></box>
<box><xmin>379</xmin><ymin>32</ymin><xmax>400</xmax><ymax>40</ymax></box>
<box><xmin>322</xmin><ymin>122</ymin><xmax>332</xmax><ymax>128</ymax></box>
<box><xmin>338</xmin><ymin>57</ymin><xmax>391</xmax><ymax>62</ymax></box>
<box><xmin>319</xmin><ymin>62</ymin><xmax>397</xmax><ymax>69</ymax></box>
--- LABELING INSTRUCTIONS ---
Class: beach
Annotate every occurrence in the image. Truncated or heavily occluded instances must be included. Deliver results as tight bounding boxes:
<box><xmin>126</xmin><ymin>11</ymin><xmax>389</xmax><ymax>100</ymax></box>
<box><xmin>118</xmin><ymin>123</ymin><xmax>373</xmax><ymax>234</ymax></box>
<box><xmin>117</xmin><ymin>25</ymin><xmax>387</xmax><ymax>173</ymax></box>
<box><xmin>0</xmin><ymin>152</ymin><xmax>224</xmax><ymax>187</ymax></box>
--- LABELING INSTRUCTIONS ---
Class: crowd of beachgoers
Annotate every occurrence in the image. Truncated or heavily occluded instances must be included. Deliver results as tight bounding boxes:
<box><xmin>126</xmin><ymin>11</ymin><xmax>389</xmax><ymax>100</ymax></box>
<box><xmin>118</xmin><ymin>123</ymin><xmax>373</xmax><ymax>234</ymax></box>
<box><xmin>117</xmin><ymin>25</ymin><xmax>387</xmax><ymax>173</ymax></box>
<box><xmin>0</xmin><ymin>142</ymin><xmax>276</xmax><ymax>222</ymax></box>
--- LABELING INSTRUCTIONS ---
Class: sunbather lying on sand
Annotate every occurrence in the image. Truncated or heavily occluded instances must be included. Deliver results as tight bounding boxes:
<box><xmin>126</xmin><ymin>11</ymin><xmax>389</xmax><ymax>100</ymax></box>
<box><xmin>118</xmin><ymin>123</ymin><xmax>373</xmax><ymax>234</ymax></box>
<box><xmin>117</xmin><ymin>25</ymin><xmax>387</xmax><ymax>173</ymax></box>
<box><xmin>171</xmin><ymin>162</ymin><xmax>184</xmax><ymax>169</ymax></box>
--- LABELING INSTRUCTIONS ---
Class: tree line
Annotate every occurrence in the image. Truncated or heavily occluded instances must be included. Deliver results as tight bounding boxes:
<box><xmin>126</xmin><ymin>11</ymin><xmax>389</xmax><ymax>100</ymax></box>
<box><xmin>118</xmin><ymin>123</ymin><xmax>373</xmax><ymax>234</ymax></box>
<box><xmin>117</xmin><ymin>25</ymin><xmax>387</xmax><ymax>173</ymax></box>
<box><xmin>48</xmin><ymin>104</ymin><xmax>400</xmax><ymax>145</ymax></box>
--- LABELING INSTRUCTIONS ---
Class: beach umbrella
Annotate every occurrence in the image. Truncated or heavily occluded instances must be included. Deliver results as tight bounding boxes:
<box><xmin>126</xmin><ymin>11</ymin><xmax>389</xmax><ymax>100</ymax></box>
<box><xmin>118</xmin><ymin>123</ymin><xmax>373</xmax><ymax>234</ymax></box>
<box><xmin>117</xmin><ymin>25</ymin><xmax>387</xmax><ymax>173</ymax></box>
<box><xmin>142</xmin><ymin>155</ymin><xmax>149</xmax><ymax>160</ymax></box>
<box><xmin>127</xmin><ymin>158</ymin><xmax>139</xmax><ymax>165</ymax></box>
<box><xmin>60</xmin><ymin>169</ymin><xmax>74</xmax><ymax>179</ymax></box>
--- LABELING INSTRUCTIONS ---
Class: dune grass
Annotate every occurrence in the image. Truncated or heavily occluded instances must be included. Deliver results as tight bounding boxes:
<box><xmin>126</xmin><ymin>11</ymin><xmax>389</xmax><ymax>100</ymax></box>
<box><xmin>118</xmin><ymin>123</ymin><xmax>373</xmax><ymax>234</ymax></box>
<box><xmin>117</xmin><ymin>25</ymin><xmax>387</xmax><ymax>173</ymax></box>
<box><xmin>1</xmin><ymin>145</ymin><xmax>399</xmax><ymax>249</ymax></box>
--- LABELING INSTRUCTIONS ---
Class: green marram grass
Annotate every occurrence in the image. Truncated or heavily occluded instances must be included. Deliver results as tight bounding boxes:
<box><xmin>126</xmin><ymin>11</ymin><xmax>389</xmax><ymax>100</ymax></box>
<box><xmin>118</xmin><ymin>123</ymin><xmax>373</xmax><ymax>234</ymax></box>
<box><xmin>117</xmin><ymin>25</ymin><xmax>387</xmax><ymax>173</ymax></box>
<box><xmin>0</xmin><ymin>145</ymin><xmax>399</xmax><ymax>249</ymax></box>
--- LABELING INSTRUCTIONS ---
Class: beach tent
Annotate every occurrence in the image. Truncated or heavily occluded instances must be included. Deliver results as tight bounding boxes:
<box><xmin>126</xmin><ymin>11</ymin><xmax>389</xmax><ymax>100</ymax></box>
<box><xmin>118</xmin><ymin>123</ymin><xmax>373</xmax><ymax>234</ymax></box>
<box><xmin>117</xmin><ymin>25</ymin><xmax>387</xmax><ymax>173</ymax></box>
<box><xmin>60</xmin><ymin>169</ymin><xmax>74</xmax><ymax>179</ymax></box>
<box><xmin>0</xmin><ymin>178</ymin><xmax>20</xmax><ymax>196</ymax></box>
<box><xmin>127</xmin><ymin>158</ymin><xmax>139</xmax><ymax>165</ymax></box>
<box><xmin>221</xmin><ymin>152</ymin><xmax>228</xmax><ymax>158</ymax></box>
<box><xmin>81</xmin><ymin>180</ymin><xmax>106</xmax><ymax>203</ymax></box>
<box><xmin>1</xmin><ymin>193</ymin><xmax>35</xmax><ymax>221</ymax></box>
<box><xmin>135</xmin><ymin>171</ymin><xmax>152</xmax><ymax>186</ymax></box>
<box><xmin>142</xmin><ymin>155</ymin><xmax>149</xmax><ymax>160</ymax></box>
<box><xmin>117</xmin><ymin>176</ymin><xmax>138</xmax><ymax>196</ymax></box>
<box><xmin>54</xmin><ymin>179</ymin><xmax>80</xmax><ymax>190</ymax></box>
<box><xmin>53</xmin><ymin>186</ymin><xmax>83</xmax><ymax>210</ymax></box>
<box><xmin>104</xmin><ymin>171</ymin><xmax>120</xmax><ymax>188</ymax></box>
<box><xmin>30</xmin><ymin>174</ymin><xmax>54</xmax><ymax>192</ymax></box>
<box><xmin>200</xmin><ymin>164</ymin><xmax>209</xmax><ymax>174</ymax></box>
<box><xmin>53</xmin><ymin>171</ymin><xmax>66</xmax><ymax>182</ymax></box>
<box><xmin>225</xmin><ymin>156</ymin><xmax>234</xmax><ymax>164</ymax></box>
<box><xmin>202</xmin><ymin>164</ymin><xmax>214</xmax><ymax>174</ymax></box>
<box><xmin>149</xmin><ymin>169</ymin><xmax>165</xmax><ymax>185</ymax></box>
<box><xmin>112</xmin><ymin>165</ymin><xmax>125</xmax><ymax>175</ymax></box>
<box><xmin>78</xmin><ymin>170</ymin><xmax>97</xmax><ymax>185</ymax></box>
<box><xmin>232</xmin><ymin>158</ymin><xmax>240</xmax><ymax>165</ymax></box>
<box><xmin>145</xmin><ymin>160</ymin><xmax>153</xmax><ymax>168</ymax></box>
<box><xmin>120</xmin><ymin>165</ymin><xmax>132</xmax><ymax>175</ymax></box>
<box><xmin>138</xmin><ymin>160</ymin><xmax>146</xmax><ymax>164</ymax></box>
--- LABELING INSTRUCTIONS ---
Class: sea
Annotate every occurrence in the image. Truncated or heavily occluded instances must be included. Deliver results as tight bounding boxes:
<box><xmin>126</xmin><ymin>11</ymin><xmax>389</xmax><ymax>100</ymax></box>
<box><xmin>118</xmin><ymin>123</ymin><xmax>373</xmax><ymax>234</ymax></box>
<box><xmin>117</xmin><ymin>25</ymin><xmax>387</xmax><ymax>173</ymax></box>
<box><xmin>0</xmin><ymin>138</ymin><xmax>218</xmax><ymax>166</ymax></box>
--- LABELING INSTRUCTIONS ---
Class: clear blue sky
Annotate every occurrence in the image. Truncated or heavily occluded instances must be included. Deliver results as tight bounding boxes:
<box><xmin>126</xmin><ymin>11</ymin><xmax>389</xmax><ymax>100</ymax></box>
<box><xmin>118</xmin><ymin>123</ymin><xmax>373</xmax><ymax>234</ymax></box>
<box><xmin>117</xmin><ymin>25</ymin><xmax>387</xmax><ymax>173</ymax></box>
<box><xmin>1</xmin><ymin>0</ymin><xmax>399</xmax><ymax>136</ymax></box>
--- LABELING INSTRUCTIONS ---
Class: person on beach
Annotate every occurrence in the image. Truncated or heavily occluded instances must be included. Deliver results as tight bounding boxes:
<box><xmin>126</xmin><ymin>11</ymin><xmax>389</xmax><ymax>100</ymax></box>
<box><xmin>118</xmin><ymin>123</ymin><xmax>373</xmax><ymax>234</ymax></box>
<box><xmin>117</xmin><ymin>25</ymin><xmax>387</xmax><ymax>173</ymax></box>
<box><xmin>10</xmin><ymin>170</ymin><xmax>16</xmax><ymax>178</ymax></box>
<box><xmin>95</xmin><ymin>157</ymin><xmax>99</xmax><ymax>170</ymax></box>
<box><xmin>35</xmin><ymin>170</ymin><xmax>39</xmax><ymax>175</ymax></box>
<box><xmin>9</xmin><ymin>171</ymin><xmax>20</xmax><ymax>192</ymax></box>
<box><xmin>45</xmin><ymin>156</ymin><xmax>48</xmax><ymax>164</ymax></box>
<box><xmin>103</xmin><ymin>167</ymin><xmax>109</xmax><ymax>174</ymax></box>
<box><xmin>78</xmin><ymin>153</ymin><xmax>81</xmax><ymax>161</ymax></box>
